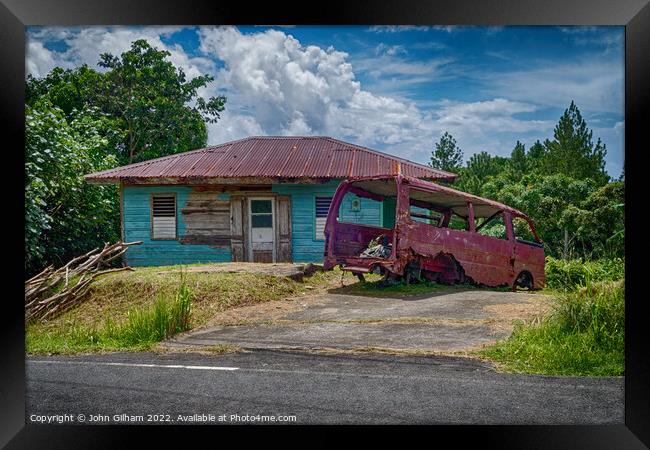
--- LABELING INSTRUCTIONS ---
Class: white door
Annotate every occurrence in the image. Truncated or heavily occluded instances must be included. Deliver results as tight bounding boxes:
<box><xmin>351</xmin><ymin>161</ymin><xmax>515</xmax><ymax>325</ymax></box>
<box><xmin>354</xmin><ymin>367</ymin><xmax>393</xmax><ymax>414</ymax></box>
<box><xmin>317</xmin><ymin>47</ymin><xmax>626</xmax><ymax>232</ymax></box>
<box><xmin>249</xmin><ymin>198</ymin><xmax>275</xmax><ymax>263</ymax></box>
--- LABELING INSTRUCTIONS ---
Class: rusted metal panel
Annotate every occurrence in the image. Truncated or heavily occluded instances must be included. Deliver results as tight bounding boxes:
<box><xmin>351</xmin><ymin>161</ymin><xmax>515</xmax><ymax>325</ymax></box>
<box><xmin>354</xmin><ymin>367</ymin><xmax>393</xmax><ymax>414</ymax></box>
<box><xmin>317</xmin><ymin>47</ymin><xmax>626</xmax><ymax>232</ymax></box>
<box><xmin>85</xmin><ymin>137</ymin><xmax>457</xmax><ymax>184</ymax></box>
<box><xmin>324</xmin><ymin>174</ymin><xmax>545</xmax><ymax>289</ymax></box>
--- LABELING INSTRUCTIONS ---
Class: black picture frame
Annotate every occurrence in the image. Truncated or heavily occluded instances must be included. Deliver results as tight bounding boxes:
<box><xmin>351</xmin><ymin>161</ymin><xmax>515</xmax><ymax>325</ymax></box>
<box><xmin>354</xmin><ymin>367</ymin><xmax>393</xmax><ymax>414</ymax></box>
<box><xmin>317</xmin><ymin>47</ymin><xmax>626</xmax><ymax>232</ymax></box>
<box><xmin>2</xmin><ymin>0</ymin><xmax>648</xmax><ymax>446</ymax></box>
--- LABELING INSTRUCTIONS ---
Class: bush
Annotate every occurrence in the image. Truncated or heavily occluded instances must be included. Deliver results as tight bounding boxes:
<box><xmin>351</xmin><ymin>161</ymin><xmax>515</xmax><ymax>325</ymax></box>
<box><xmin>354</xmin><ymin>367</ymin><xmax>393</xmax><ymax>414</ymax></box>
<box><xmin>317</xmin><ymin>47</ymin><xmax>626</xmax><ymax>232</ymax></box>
<box><xmin>479</xmin><ymin>280</ymin><xmax>624</xmax><ymax>375</ymax></box>
<box><xmin>545</xmin><ymin>256</ymin><xmax>624</xmax><ymax>290</ymax></box>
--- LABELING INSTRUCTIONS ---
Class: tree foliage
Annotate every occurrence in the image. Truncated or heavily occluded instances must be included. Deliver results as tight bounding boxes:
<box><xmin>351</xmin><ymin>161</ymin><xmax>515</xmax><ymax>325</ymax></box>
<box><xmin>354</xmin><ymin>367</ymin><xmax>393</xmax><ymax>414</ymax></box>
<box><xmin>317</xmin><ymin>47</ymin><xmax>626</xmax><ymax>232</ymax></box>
<box><xmin>25</xmin><ymin>101</ymin><xmax>120</xmax><ymax>275</ymax></box>
<box><xmin>444</xmin><ymin>101</ymin><xmax>623</xmax><ymax>260</ymax></box>
<box><xmin>540</xmin><ymin>101</ymin><xmax>609</xmax><ymax>185</ymax></box>
<box><xmin>25</xmin><ymin>39</ymin><xmax>227</xmax><ymax>276</ymax></box>
<box><xmin>96</xmin><ymin>39</ymin><xmax>226</xmax><ymax>163</ymax></box>
<box><xmin>429</xmin><ymin>131</ymin><xmax>464</xmax><ymax>173</ymax></box>
<box><xmin>26</xmin><ymin>39</ymin><xmax>226</xmax><ymax>164</ymax></box>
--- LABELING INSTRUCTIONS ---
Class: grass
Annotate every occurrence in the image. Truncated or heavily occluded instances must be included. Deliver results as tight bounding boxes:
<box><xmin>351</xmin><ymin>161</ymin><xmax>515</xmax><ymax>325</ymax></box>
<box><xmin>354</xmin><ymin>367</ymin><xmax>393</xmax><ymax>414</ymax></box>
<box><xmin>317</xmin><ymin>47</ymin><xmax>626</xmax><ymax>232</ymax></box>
<box><xmin>477</xmin><ymin>279</ymin><xmax>624</xmax><ymax>376</ymax></box>
<box><xmin>26</xmin><ymin>265</ymin><xmax>344</xmax><ymax>355</ymax></box>
<box><xmin>28</xmin><ymin>272</ymin><xmax>194</xmax><ymax>354</ymax></box>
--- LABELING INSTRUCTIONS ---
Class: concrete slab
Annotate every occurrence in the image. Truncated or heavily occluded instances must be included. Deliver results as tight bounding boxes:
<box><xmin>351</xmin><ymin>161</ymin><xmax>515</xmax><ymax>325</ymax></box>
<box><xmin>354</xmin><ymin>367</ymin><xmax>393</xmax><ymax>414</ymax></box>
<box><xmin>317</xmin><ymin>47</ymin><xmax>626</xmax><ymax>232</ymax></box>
<box><xmin>283</xmin><ymin>290</ymin><xmax>541</xmax><ymax>321</ymax></box>
<box><xmin>165</xmin><ymin>287</ymin><xmax>551</xmax><ymax>353</ymax></box>
<box><xmin>170</xmin><ymin>321</ymin><xmax>504</xmax><ymax>352</ymax></box>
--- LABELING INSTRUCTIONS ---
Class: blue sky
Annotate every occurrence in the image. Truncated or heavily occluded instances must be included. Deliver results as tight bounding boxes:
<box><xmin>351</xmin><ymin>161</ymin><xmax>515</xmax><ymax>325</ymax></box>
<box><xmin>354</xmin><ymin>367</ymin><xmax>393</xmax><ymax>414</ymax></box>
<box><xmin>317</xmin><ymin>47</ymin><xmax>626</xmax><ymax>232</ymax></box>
<box><xmin>26</xmin><ymin>25</ymin><xmax>624</xmax><ymax>177</ymax></box>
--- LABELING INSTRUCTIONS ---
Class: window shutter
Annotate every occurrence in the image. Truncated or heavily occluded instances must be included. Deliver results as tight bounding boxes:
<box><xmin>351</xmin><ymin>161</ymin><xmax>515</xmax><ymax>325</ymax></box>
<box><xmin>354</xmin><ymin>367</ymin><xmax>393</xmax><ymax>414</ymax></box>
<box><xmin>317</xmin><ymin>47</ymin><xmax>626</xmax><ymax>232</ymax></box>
<box><xmin>315</xmin><ymin>196</ymin><xmax>333</xmax><ymax>240</ymax></box>
<box><xmin>152</xmin><ymin>194</ymin><xmax>176</xmax><ymax>239</ymax></box>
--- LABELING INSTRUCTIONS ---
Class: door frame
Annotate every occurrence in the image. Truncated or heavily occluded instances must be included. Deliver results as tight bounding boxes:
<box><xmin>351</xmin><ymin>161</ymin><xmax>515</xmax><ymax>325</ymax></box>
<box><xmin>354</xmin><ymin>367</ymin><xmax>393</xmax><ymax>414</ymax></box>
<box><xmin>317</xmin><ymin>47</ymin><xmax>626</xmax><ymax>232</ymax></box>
<box><xmin>247</xmin><ymin>196</ymin><xmax>276</xmax><ymax>262</ymax></box>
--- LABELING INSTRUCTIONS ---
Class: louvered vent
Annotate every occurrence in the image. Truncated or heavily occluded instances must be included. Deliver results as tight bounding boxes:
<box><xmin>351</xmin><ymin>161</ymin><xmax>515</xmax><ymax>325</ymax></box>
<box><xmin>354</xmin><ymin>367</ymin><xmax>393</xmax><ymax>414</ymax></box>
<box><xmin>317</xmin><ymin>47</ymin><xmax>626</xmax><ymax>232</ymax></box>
<box><xmin>152</xmin><ymin>194</ymin><xmax>176</xmax><ymax>239</ymax></box>
<box><xmin>315</xmin><ymin>196</ymin><xmax>333</xmax><ymax>240</ymax></box>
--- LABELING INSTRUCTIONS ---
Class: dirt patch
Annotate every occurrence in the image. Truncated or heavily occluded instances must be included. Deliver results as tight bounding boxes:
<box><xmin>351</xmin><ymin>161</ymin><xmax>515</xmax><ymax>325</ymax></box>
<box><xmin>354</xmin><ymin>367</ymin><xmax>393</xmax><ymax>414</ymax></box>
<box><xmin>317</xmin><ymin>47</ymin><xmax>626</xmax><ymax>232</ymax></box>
<box><xmin>204</xmin><ymin>295</ymin><xmax>315</xmax><ymax>327</ymax></box>
<box><xmin>202</xmin><ymin>275</ymin><xmax>360</xmax><ymax>328</ymax></box>
<box><xmin>158</xmin><ymin>262</ymin><xmax>323</xmax><ymax>281</ymax></box>
<box><xmin>482</xmin><ymin>294</ymin><xmax>553</xmax><ymax>334</ymax></box>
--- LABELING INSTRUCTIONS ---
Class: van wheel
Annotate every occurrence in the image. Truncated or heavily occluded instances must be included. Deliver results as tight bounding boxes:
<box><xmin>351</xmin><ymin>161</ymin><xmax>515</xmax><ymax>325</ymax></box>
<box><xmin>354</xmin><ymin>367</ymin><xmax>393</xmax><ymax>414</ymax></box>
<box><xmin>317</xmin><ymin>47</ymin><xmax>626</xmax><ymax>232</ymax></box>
<box><xmin>514</xmin><ymin>272</ymin><xmax>533</xmax><ymax>290</ymax></box>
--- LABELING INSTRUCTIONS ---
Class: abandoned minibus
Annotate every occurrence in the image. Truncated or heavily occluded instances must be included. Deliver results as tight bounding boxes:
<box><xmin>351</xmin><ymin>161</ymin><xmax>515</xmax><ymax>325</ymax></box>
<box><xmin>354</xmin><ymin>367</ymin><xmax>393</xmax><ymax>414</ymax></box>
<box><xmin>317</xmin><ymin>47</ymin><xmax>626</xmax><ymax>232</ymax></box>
<box><xmin>323</xmin><ymin>174</ymin><xmax>545</xmax><ymax>289</ymax></box>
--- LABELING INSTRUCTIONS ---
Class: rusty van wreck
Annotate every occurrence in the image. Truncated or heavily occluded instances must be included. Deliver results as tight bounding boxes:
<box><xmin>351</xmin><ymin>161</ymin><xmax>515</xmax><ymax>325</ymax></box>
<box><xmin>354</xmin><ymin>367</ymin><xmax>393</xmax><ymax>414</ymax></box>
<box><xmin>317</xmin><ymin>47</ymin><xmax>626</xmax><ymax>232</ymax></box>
<box><xmin>323</xmin><ymin>174</ymin><xmax>545</xmax><ymax>289</ymax></box>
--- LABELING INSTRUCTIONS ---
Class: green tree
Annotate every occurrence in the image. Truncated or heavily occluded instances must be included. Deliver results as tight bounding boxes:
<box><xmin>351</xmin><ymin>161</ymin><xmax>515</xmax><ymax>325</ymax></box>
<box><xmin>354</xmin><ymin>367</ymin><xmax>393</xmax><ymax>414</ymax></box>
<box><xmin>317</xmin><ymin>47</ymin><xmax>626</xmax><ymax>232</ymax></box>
<box><xmin>455</xmin><ymin>151</ymin><xmax>508</xmax><ymax>195</ymax></box>
<box><xmin>541</xmin><ymin>101</ymin><xmax>609</xmax><ymax>185</ymax></box>
<box><xmin>25</xmin><ymin>101</ymin><xmax>120</xmax><ymax>276</ymax></box>
<box><xmin>560</xmin><ymin>181</ymin><xmax>625</xmax><ymax>258</ymax></box>
<box><xmin>509</xmin><ymin>141</ymin><xmax>528</xmax><ymax>175</ymax></box>
<box><xmin>26</xmin><ymin>39</ymin><xmax>227</xmax><ymax>165</ymax></box>
<box><xmin>429</xmin><ymin>132</ymin><xmax>464</xmax><ymax>173</ymax></box>
<box><xmin>97</xmin><ymin>39</ymin><xmax>226</xmax><ymax>163</ymax></box>
<box><xmin>26</xmin><ymin>65</ymin><xmax>103</xmax><ymax>118</ymax></box>
<box><xmin>482</xmin><ymin>173</ymin><xmax>598</xmax><ymax>259</ymax></box>
<box><xmin>527</xmin><ymin>140</ymin><xmax>546</xmax><ymax>172</ymax></box>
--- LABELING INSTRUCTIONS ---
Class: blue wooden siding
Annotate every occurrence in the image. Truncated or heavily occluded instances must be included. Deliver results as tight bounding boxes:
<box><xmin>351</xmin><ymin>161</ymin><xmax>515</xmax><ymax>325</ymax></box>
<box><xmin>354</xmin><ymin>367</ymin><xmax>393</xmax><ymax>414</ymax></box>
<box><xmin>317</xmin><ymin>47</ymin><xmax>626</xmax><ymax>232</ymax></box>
<box><xmin>124</xmin><ymin>182</ymin><xmax>385</xmax><ymax>266</ymax></box>
<box><xmin>123</xmin><ymin>186</ymin><xmax>232</xmax><ymax>266</ymax></box>
<box><xmin>273</xmin><ymin>181</ymin><xmax>383</xmax><ymax>263</ymax></box>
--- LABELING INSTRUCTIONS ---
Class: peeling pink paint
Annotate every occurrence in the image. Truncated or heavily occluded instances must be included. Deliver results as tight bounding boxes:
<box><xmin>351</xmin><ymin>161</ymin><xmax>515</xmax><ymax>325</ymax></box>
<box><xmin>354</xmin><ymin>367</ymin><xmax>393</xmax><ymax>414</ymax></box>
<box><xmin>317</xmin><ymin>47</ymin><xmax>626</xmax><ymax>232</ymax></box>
<box><xmin>323</xmin><ymin>175</ymin><xmax>545</xmax><ymax>289</ymax></box>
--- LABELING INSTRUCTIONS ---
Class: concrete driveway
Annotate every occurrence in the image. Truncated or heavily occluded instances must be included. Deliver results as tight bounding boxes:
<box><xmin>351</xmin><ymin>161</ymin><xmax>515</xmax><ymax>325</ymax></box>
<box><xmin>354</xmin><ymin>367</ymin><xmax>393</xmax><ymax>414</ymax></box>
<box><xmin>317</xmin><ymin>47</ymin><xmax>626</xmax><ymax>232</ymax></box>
<box><xmin>165</xmin><ymin>287</ymin><xmax>551</xmax><ymax>353</ymax></box>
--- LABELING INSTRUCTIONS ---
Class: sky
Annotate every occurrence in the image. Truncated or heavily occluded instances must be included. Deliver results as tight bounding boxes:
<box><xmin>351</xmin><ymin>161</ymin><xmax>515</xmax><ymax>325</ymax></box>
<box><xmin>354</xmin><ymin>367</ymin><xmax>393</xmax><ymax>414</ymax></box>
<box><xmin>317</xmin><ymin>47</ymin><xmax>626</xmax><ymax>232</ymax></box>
<box><xmin>26</xmin><ymin>25</ymin><xmax>625</xmax><ymax>177</ymax></box>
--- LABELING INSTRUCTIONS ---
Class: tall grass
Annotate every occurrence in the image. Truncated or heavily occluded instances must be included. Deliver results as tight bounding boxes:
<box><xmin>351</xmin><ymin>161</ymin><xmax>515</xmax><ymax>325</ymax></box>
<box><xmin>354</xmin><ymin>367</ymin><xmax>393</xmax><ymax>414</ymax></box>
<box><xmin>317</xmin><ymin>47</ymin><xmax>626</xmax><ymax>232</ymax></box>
<box><xmin>479</xmin><ymin>279</ymin><xmax>624</xmax><ymax>376</ymax></box>
<box><xmin>106</xmin><ymin>275</ymin><xmax>192</xmax><ymax>345</ymax></box>
<box><xmin>27</xmin><ymin>273</ymin><xmax>194</xmax><ymax>353</ymax></box>
<box><xmin>545</xmin><ymin>256</ymin><xmax>624</xmax><ymax>291</ymax></box>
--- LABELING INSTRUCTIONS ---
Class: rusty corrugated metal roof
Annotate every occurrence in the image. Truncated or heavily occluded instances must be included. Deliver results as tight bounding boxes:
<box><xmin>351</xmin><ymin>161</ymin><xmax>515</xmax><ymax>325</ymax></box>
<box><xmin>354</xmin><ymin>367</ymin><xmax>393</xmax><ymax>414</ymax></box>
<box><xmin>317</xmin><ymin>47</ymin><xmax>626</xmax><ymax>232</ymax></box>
<box><xmin>84</xmin><ymin>136</ymin><xmax>457</xmax><ymax>184</ymax></box>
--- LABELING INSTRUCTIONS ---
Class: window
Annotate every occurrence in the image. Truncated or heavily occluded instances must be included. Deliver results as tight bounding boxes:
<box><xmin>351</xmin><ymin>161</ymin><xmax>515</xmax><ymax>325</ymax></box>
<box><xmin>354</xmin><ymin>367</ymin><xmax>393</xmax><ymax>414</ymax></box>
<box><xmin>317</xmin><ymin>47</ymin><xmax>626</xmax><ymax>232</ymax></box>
<box><xmin>315</xmin><ymin>196</ymin><xmax>333</xmax><ymax>240</ymax></box>
<box><xmin>250</xmin><ymin>199</ymin><xmax>273</xmax><ymax>228</ymax></box>
<box><xmin>513</xmin><ymin>216</ymin><xmax>542</xmax><ymax>247</ymax></box>
<box><xmin>152</xmin><ymin>194</ymin><xmax>176</xmax><ymax>239</ymax></box>
<box><xmin>476</xmin><ymin>212</ymin><xmax>508</xmax><ymax>240</ymax></box>
<box><xmin>408</xmin><ymin>189</ymin><xmax>447</xmax><ymax>227</ymax></box>
<box><xmin>409</xmin><ymin>204</ymin><xmax>443</xmax><ymax>226</ymax></box>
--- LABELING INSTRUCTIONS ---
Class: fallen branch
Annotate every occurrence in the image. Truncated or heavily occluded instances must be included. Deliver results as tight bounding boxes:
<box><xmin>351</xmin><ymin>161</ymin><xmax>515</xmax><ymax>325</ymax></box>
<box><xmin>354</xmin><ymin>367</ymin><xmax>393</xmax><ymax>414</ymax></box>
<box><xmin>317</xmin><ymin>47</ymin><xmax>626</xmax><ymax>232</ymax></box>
<box><xmin>25</xmin><ymin>241</ymin><xmax>142</xmax><ymax>323</ymax></box>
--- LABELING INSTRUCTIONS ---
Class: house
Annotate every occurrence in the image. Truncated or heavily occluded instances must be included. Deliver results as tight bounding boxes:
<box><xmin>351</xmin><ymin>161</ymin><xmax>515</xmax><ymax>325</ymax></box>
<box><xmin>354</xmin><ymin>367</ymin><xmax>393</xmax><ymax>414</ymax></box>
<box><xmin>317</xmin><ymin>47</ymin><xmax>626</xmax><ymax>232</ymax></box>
<box><xmin>84</xmin><ymin>136</ymin><xmax>457</xmax><ymax>266</ymax></box>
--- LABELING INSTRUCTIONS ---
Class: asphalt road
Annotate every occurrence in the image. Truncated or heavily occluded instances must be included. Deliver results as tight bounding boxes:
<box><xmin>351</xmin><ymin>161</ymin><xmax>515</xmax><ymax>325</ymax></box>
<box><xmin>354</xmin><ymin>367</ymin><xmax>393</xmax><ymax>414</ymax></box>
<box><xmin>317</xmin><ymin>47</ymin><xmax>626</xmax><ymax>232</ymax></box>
<box><xmin>26</xmin><ymin>350</ymin><xmax>623</xmax><ymax>425</ymax></box>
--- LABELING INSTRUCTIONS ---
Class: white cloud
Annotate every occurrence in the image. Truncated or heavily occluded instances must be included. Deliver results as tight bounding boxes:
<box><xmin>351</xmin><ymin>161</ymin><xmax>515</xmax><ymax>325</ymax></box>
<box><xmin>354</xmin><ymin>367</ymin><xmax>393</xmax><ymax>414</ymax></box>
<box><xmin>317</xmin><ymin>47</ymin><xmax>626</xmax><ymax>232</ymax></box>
<box><xmin>558</xmin><ymin>26</ymin><xmax>602</xmax><ymax>34</ymax></box>
<box><xmin>486</xmin><ymin>60</ymin><xmax>624</xmax><ymax>114</ymax></box>
<box><xmin>26</xmin><ymin>26</ymin><xmax>215</xmax><ymax>92</ymax></box>
<box><xmin>367</xmin><ymin>26</ymin><xmax>431</xmax><ymax>33</ymax></box>
<box><xmin>614</xmin><ymin>121</ymin><xmax>624</xmax><ymax>134</ymax></box>
<box><xmin>430</xmin><ymin>26</ymin><xmax>456</xmax><ymax>33</ymax></box>
<box><xmin>206</xmin><ymin>111</ymin><xmax>265</xmax><ymax>144</ymax></box>
<box><xmin>26</xmin><ymin>41</ymin><xmax>73</xmax><ymax>78</ymax></box>
<box><xmin>375</xmin><ymin>43</ymin><xmax>406</xmax><ymax>56</ymax></box>
<box><xmin>26</xmin><ymin>25</ymin><xmax>582</xmax><ymax>170</ymax></box>
<box><xmin>433</xmin><ymin>98</ymin><xmax>554</xmax><ymax>134</ymax></box>
<box><xmin>196</xmin><ymin>26</ymin><xmax>558</xmax><ymax>164</ymax></box>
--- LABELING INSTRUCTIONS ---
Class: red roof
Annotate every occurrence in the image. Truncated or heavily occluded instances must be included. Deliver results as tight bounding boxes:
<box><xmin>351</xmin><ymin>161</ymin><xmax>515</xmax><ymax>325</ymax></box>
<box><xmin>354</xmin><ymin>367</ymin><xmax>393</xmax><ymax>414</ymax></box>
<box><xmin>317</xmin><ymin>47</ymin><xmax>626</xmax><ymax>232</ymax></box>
<box><xmin>84</xmin><ymin>136</ymin><xmax>457</xmax><ymax>184</ymax></box>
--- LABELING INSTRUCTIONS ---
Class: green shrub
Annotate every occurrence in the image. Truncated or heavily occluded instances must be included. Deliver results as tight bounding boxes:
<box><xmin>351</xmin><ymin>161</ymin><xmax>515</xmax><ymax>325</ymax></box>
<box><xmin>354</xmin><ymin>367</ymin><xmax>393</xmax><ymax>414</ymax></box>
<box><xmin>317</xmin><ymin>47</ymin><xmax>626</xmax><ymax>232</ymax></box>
<box><xmin>554</xmin><ymin>280</ymin><xmax>624</xmax><ymax>348</ymax></box>
<box><xmin>545</xmin><ymin>256</ymin><xmax>624</xmax><ymax>290</ymax></box>
<box><xmin>479</xmin><ymin>280</ymin><xmax>624</xmax><ymax>376</ymax></box>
